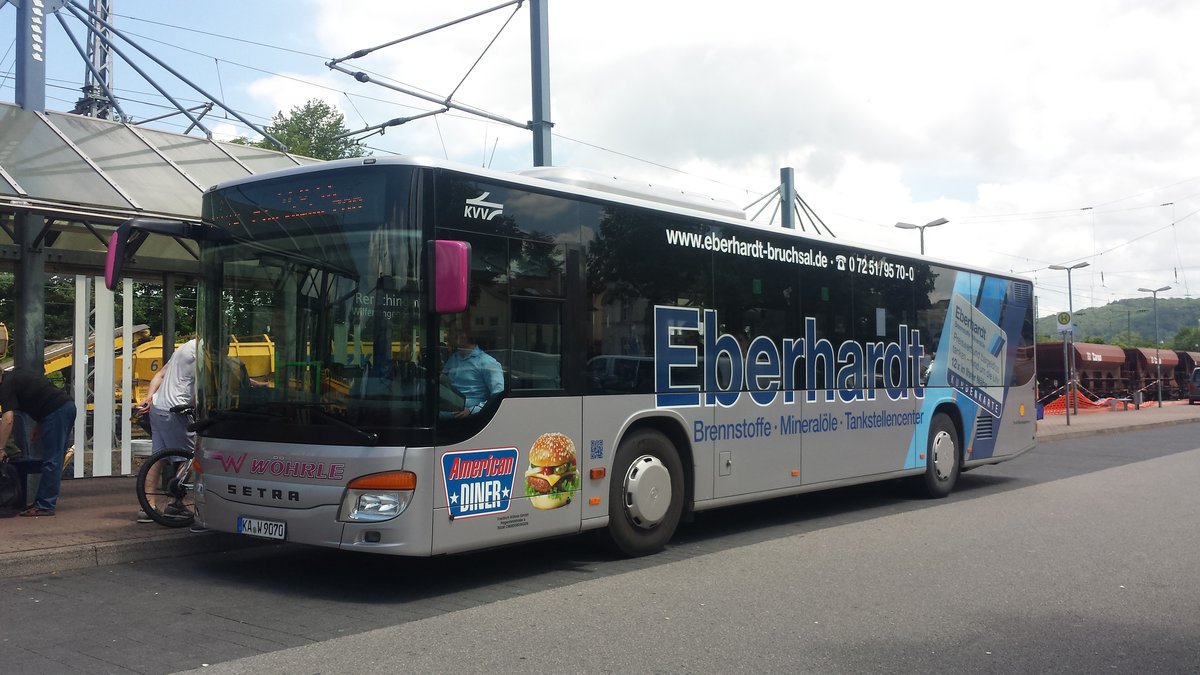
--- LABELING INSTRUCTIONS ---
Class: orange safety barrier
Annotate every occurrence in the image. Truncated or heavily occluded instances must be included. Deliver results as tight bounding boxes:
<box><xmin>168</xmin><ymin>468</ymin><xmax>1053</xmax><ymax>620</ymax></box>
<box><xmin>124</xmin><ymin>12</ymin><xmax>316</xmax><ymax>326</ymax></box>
<box><xmin>1041</xmin><ymin>391</ymin><xmax>1115</xmax><ymax>414</ymax></box>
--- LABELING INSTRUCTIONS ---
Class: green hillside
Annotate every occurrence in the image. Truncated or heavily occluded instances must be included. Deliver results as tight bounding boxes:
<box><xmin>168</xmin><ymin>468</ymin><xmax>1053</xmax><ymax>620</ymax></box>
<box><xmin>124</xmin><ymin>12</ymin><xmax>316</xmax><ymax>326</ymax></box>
<box><xmin>1037</xmin><ymin>297</ymin><xmax>1200</xmax><ymax>349</ymax></box>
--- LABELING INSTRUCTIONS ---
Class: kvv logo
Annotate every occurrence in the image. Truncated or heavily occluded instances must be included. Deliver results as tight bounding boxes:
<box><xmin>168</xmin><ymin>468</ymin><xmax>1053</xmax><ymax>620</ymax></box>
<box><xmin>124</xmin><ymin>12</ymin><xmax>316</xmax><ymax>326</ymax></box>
<box><xmin>464</xmin><ymin>192</ymin><xmax>504</xmax><ymax>221</ymax></box>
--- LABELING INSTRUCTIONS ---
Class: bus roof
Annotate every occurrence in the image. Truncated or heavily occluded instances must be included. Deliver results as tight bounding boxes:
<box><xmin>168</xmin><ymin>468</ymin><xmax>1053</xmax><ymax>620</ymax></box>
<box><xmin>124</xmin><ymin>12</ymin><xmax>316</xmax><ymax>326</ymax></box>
<box><xmin>206</xmin><ymin>155</ymin><xmax>1030</xmax><ymax>283</ymax></box>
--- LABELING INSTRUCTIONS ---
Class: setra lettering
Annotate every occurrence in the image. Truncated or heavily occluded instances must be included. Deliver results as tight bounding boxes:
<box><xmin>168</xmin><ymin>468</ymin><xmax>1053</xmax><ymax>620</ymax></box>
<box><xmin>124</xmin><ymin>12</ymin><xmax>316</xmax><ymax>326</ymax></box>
<box><xmin>227</xmin><ymin>484</ymin><xmax>300</xmax><ymax>501</ymax></box>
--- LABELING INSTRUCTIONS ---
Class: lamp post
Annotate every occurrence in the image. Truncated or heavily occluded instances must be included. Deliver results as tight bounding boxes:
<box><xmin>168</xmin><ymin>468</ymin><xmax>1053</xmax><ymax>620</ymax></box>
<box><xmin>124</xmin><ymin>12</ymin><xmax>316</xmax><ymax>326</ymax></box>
<box><xmin>1049</xmin><ymin>262</ymin><xmax>1090</xmax><ymax>422</ymax></box>
<box><xmin>894</xmin><ymin>218</ymin><xmax>948</xmax><ymax>255</ymax></box>
<box><xmin>1125</xmin><ymin>307</ymin><xmax>1148</xmax><ymax>341</ymax></box>
<box><xmin>1138</xmin><ymin>285</ymin><xmax>1171</xmax><ymax>408</ymax></box>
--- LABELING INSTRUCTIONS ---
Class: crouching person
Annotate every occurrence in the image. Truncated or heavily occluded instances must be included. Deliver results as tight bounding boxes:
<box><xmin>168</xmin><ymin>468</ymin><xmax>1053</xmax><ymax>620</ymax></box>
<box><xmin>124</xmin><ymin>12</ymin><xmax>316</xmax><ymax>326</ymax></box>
<box><xmin>0</xmin><ymin>368</ymin><xmax>77</xmax><ymax>517</ymax></box>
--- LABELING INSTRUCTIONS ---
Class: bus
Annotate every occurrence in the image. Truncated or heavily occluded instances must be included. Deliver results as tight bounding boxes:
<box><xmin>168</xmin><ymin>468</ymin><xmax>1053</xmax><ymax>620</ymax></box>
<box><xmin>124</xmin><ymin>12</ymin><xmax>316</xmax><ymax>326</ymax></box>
<box><xmin>105</xmin><ymin>156</ymin><xmax>1037</xmax><ymax>557</ymax></box>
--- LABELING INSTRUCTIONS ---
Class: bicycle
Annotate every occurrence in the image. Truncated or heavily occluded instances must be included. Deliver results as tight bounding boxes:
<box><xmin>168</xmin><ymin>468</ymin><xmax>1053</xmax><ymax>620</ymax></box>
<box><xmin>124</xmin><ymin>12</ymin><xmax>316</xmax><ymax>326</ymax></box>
<box><xmin>134</xmin><ymin>405</ymin><xmax>196</xmax><ymax>528</ymax></box>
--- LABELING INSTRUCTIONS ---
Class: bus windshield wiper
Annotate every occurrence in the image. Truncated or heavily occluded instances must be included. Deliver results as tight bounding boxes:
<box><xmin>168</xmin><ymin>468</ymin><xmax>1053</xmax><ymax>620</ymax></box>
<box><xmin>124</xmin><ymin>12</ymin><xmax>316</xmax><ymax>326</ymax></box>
<box><xmin>192</xmin><ymin>406</ymin><xmax>289</xmax><ymax>434</ymax></box>
<box><xmin>297</xmin><ymin>401</ymin><xmax>376</xmax><ymax>444</ymax></box>
<box><xmin>196</xmin><ymin>404</ymin><xmax>378</xmax><ymax>446</ymax></box>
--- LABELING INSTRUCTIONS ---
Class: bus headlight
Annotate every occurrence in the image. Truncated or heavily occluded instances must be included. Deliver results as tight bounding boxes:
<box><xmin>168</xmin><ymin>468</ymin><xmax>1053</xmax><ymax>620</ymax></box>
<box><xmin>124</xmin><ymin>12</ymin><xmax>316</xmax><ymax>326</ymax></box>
<box><xmin>338</xmin><ymin>471</ymin><xmax>416</xmax><ymax>522</ymax></box>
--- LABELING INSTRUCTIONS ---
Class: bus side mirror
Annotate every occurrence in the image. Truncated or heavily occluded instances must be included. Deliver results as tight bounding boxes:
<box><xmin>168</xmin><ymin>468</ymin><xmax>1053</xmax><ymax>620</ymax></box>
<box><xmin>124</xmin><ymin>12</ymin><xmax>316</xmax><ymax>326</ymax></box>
<box><xmin>105</xmin><ymin>220</ymin><xmax>146</xmax><ymax>291</ymax></box>
<box><xmin>104</xmin><ymin>218</ymin><xmax>199</xmax><ymax>291</ymax></box>
<box><xmin>433</xmin><ymin>240</ymin><xmax>470</xmax><ymax>314</ymax></box>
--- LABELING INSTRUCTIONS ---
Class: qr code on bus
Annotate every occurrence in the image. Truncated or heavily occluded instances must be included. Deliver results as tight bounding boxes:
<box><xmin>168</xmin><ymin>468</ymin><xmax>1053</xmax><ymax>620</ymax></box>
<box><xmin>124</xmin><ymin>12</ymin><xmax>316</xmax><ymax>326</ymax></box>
<box><xmin>590</xmin><ymin>439</ymin><xmax>604</xmax><ymax>460</ymax></box>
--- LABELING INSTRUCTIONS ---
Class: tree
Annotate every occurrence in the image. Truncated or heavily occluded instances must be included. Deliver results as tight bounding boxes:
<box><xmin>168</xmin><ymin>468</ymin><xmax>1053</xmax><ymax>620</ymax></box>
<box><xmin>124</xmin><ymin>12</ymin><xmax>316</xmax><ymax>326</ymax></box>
<box><xmin>235</xmin><ymin>99</ymin><xmax>367</xmax><ymax>160</ymax></box>
<box><xmin>1110</xmin><ymin>331</ymin><xmax>1147</xmax><ymax>348</ymax></box>
<box><xmin>0</xmin><ymin>275</ymin><xmax>195</xmax><ymax>363</ymax></box>
<box><xmin>1174</xmin><ymin>325</ymin><xmax>1200</xmax><ymax>352</ymax></box>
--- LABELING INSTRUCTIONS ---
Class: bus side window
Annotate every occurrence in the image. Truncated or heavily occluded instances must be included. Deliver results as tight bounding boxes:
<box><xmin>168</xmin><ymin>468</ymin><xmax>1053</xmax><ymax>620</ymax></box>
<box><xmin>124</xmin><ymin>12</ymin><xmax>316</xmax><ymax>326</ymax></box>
<box><xmin>509</xmin><ymin>240</ymin><xmax>565</xmax><ymax>390</ymax></box>
<box><xmin>510</xmin><ymin>298</ymin><xmax>563</xmax><ymax>389</ymax></box>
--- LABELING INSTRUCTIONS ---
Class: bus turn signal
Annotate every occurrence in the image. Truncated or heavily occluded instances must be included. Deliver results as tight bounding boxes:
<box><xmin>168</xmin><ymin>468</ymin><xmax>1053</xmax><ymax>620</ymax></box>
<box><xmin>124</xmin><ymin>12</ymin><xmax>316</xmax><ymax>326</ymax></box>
<box><xmin>348</xmin><ymin>471</ymin><xmax>417</xmax><ymax>491</ymax></box>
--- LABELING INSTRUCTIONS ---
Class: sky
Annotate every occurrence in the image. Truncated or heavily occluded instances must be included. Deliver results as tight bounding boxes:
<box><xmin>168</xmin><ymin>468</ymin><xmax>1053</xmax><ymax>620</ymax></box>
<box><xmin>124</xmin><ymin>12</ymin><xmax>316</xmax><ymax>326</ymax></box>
<box><xmin>2</xmin><ymin>0</ymin><xmax>1199</xmax><ymax>319</ymax></box>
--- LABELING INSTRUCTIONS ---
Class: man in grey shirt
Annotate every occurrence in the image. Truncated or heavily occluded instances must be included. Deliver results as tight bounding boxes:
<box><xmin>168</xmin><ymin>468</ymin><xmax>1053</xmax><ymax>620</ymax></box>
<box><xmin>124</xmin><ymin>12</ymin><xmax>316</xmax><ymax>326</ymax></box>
<box><xmin>138</xmin><ymin>338</ymin><xmax>197</xmax><ymax>452</ymax></box>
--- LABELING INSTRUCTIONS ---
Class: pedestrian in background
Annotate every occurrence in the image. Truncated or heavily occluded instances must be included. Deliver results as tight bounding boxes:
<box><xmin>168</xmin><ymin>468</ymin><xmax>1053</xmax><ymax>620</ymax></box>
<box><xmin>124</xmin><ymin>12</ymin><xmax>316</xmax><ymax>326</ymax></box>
<box><xmin>0</xmin><ymin>367</ymin><xmax>77</xmax><ymax>517</ymax></box>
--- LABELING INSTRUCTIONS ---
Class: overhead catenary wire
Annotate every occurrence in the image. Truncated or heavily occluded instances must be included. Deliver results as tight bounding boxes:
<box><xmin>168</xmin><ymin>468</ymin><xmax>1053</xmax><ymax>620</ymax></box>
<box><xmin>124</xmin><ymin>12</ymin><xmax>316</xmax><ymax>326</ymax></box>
<box><xmin>73</xmin><ymin>11</ymin><xmax>1200</xmax><ymax>231</ymax></box>
<box><xmin>54</xmin><ymin>11</ymin><xmax>128</xmax><ymax>120</ymax></box>
<box><xmin>1165</xmin><ymin>201</ymin><xmax>1191</xmax><ymax>297</ymax></box>
<box><xmin>45</xmin><ymin>9</ymin><xmax>1197</xmax><ymax>243</ymax></box>
<box><xmin>7</xmin><ymin>3</ymin><xmax>1200</xmax><ymax>297</ymax></box>
<box><xmin>61</xmin><ymin>1</ymin><xmax>212</xmax><ymax>136</ymax></box>
<box><xmin>57</xmin><ymin>13</ymin><xmax>780</xmax><ymax>213</ymax></box>
<box><xmin>0</xmin><ymin>37</ymin><xmax>15</xmax><ymax>92</ymax></box>
<box><xmin>114</xmin><ymin>15</ymin><xmax>509</xmax><ymax>128</ymax></box>
<box><xmin>1016</xmin><ymin>206</ymin><xmax>1200</xmax><ymax>275</ymax></box>
<box><xmin>112</xmin><ymin>13</ymin><xmax>334</xmax><ymax>61</ymax></box>
<box><xmin>445</xmin><ymin>1</ymin><xmax>522</xmax><ymax>103</ymax></box>
<box><xmin>319</xmin><ymin>0</ymin><xmax>534</xmax><ymax>142</ymax></box>
<box><xmin>326</xmin><ymin>0</ymin><xmax>523</xmax><ymax>66</ymax></box>
<box><xmin>62</xmin><ymin>0</ymin><xmax>285</xmax><ymax>148</ymax></box>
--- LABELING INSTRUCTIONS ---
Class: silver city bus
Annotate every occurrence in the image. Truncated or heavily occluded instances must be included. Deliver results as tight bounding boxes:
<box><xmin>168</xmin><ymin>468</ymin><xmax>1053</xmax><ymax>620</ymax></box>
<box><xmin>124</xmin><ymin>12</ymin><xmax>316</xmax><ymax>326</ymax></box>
<box><xmin>105</xmin><ymin>156</ymin><xmax>1037</xmax><ymax>557</ymax></box>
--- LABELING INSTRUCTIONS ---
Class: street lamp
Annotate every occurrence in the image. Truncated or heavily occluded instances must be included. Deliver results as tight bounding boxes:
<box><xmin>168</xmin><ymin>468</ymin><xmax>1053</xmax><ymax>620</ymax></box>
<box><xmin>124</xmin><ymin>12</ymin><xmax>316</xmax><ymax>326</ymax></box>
<box><xmin>1138</xmin><ymin>285</ymin><xmax>1171</xmax><ymax>408</ymax></box>
<box><xmin>1049</xmin><ymin>261</ymin><xmax>1090</xmax><ymax>423</ymax></box>
<box><xmin>894</xmin><ymin>218</ymin><xmax>948</xmax><ymax>255</ymax></box>
<box><xmin>1124</xmin><ymin>307</ymin><xmax>1148</xmax><ymax>341</ymax></box>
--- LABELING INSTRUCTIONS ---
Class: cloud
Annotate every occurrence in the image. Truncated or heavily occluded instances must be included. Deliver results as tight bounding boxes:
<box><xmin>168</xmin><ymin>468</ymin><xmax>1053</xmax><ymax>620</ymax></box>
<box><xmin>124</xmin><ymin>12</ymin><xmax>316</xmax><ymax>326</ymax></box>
<box><xmin>287</xmin><ymin>0</ymin><xmax>1200</xmax><ymax>314</ymax></box>
<box><xmin>243</xmin><ymin>73</ymin><xmax>346</xmax><ymax>121</ymax></box>
<box><xmin>209</xmin><ymin>122</ymin><xmax>244</xmax><ymax>143</ymax></box>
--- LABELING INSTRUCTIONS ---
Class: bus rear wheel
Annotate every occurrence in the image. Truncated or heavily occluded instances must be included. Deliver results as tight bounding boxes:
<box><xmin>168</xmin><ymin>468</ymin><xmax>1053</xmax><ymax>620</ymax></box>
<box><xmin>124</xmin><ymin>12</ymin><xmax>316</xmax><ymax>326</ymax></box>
<box><xmin>599</xmin><ymin>429</ymin><xmax>684</xmax><ymax>557</ymax></box>
<box><xmin>918</xmin><ymin>412</ymin><xmax>960</xmax><ymax>499</ymax></box>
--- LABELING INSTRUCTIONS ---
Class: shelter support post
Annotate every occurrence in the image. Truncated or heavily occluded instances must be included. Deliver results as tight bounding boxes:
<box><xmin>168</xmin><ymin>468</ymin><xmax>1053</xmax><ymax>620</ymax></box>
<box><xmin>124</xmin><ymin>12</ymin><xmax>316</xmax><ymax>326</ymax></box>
<box><xmin>93</xmin><ymin>277</ymin><xmax>115</xmax><ymax>476</ymax></box>
<box><xmin>15</xmin><ymin>213</ymin><xmax>46</xmax><ymax>371</ymax></box>
<box><xmin>15</xmin><ymin>0</ymin><xmax>47</xmax><ymax>113</ymax></box>
<box><xmin>120</xmin><ymin>277</ymin><xmax>133</xmax><ymax>475</ymax></box>
<box><xmin>73</xmin><ymin>274</ymin><xmax>90</xmax><ymax>478</ymax></box>
<box><xmin>163</xmin><ymin>272</ymin><xmax>176</xmax><ymax>363</ymax></box>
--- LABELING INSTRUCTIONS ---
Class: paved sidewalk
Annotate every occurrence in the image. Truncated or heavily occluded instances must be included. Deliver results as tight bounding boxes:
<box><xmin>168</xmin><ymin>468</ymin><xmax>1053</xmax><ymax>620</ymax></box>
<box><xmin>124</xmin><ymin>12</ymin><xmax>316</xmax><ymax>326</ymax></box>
<box><xmin>1036</xmin><ymin>398</ymin><xmax>1200</xmax><ymax>441</ymax></box>
<box><xmin>0</xmin><ymin>476</ymin><xmax>269</xmax><ymax>579</ymax></box>
<box><xmin>2</xmin><ymin>400</ymin><xmax>1198</xmax><ymax>579</ymax></box>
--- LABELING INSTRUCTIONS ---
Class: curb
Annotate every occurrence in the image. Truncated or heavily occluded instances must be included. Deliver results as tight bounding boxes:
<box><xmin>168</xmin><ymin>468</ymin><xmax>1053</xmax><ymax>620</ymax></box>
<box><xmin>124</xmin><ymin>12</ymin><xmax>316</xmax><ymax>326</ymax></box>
<box><xmin>0</xmin><ymin>532</ymin><xmax>274</xmax><ymax>579</ymax></box>
<box><xmin>1038</xmin><ymin>416</ymin><xmax>1200</xmax><ymax>443</ymax></box>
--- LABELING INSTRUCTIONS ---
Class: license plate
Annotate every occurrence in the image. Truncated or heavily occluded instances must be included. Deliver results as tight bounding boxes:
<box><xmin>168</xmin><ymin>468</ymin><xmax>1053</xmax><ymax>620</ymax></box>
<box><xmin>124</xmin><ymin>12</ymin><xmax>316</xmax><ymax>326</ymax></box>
<box><xmin>237</xmin><ymin>516</ymin><xmax>286</xmax><ymax>540</ymax></box>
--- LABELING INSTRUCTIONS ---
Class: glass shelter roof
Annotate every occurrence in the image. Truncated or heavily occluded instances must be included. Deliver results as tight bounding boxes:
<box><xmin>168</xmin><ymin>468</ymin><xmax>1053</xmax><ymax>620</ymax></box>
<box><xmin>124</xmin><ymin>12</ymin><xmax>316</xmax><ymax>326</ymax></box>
<box><xmin>0</xmin><ymin>102</ymin><xmax>322</xmax><ymax>272</ymax></box>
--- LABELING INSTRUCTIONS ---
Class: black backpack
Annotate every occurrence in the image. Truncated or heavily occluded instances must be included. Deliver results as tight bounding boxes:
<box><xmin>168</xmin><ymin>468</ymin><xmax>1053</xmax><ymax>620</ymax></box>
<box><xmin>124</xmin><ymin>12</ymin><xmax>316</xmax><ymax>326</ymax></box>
<box><xmin>0</xmin><ymin>461</ymin><xmax>22</xmax><ymax>513</ymax></box>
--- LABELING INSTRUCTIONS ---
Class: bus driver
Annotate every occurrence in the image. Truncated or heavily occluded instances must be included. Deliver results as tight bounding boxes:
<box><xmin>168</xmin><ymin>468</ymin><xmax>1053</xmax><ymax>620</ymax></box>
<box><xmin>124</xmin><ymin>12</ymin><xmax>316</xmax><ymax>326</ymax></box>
<box><xmin>442</xmin><ymin>327</ymin><xmax>504</xmax><ymax>418</ymax></box>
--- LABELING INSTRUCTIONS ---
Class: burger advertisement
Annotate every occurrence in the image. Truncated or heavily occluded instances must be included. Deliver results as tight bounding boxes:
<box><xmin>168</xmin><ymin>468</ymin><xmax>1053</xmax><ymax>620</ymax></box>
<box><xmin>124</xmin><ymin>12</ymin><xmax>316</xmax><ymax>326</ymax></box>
<box><xmin>524</xmin><ymin>432</ymin><xmax>578</xmax><ymax>509</ymax></box>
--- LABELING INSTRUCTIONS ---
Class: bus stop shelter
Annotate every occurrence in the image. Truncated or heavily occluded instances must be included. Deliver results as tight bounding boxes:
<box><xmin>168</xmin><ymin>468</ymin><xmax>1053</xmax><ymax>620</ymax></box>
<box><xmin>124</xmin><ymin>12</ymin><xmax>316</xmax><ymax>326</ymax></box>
<box><xmin>0</xmin><ymin>101</ymin><xmax>320</xmax><ymax>477</ymax></box>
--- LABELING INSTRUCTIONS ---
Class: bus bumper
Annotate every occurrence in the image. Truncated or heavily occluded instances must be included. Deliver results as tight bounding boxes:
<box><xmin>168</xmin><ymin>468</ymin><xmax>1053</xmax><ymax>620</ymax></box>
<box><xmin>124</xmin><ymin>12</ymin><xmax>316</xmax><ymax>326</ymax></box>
<box><xmin>196</xmin><ymin>480</ymin><xmax>435</xmax><ymax>556</ymax></box>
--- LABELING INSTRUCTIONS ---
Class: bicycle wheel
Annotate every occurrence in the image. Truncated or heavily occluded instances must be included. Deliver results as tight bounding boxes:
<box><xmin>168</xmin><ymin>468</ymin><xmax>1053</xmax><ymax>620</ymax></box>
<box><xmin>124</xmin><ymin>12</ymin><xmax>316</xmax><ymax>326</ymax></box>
<box><xmin>135</xmin><ymin>447</ymin><xmax>196</xmax><ymax>528</ymax></box>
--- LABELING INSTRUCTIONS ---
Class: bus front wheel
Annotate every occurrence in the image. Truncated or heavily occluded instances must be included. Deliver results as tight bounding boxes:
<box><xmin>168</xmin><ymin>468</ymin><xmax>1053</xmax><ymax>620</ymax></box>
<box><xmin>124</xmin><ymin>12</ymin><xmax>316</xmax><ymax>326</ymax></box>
<box><xmin>919</xmin><ymin>412</ymin><xmax>960</xmax><ymax>498</ymax></box>
<box><xmin>600</xmin><ymin>429</ymin><xmax>684</xmax><ymax>557</ymax></box>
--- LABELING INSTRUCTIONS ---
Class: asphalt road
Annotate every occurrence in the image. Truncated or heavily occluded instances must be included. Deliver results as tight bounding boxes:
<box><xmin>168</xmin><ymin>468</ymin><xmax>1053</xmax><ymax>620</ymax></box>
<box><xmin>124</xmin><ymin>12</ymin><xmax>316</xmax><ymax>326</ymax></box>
<box><xmin>8</xmin><ymin>426</ymin><xmax>1200</xmax><ymax>674</ymax></box>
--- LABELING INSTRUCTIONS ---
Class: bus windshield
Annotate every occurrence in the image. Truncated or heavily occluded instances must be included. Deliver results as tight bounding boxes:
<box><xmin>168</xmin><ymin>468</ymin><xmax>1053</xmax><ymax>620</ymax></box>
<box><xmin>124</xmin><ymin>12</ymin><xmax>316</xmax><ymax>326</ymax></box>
<box><xmin>195</xmin><ymin>166</ymin><xmax>432</xmax><ymax>446</ymax></box>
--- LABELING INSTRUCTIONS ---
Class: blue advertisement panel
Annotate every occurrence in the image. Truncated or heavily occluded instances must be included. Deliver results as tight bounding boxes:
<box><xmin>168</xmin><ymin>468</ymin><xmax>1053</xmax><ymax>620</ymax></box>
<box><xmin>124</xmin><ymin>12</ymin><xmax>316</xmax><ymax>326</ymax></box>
<box><xmin>441</xmin><ymin>447</ymin><xmax>519</xmax><ymax>519</ymax></box>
